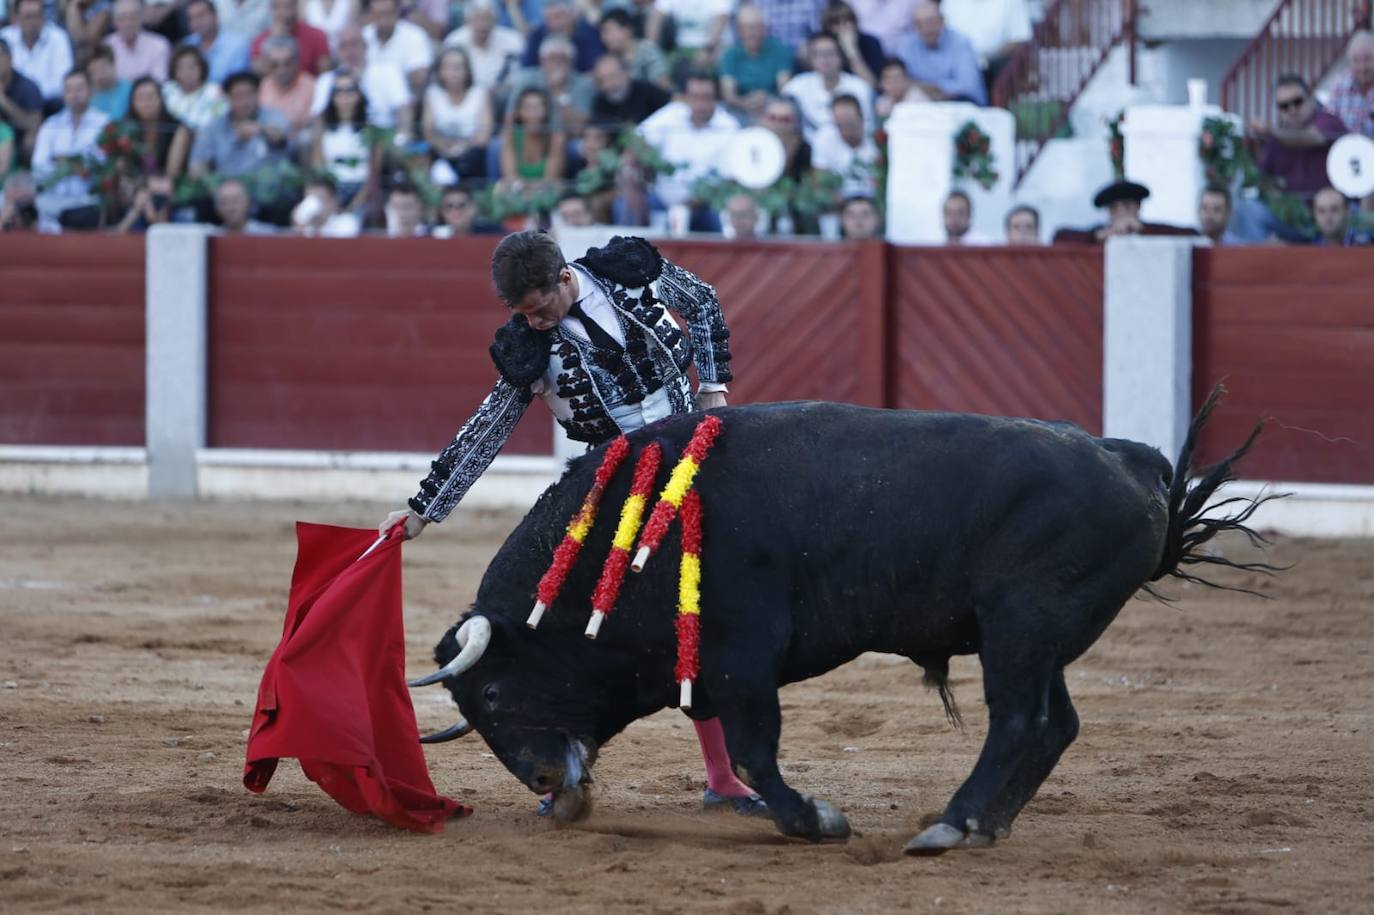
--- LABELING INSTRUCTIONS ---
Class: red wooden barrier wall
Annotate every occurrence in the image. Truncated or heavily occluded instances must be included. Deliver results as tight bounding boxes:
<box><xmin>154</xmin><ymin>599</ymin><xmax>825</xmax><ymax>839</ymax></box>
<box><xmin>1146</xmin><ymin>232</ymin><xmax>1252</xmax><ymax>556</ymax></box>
<box><xmin>0</xmin><ymin>235</ymin><xmax>146</xmax><ymax>445</ymax></box>
<box><xmin>889</xmin><ymin>247</ymin><xmax>1104</xmax><ymax>433</ymax></box>
<box><xmin>1192</xmin><ymin>247</ymin><xmax>1374</xmax><ymax>485</ymax></box>
<box><xmin>208</xmin><ymin>235</ymin><xmax>552</xmax><ymax>454</ymax></box>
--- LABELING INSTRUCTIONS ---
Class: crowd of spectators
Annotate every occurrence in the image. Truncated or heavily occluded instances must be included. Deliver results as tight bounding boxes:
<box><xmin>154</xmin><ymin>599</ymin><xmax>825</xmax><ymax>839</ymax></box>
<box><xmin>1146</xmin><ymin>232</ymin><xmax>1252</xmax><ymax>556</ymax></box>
<box><xmin>0</xmin><ymin>0</ymin><xmax>1369</xmax><ymax>245</ymax></box>
<box><xmin>0</xmin><ymin>0</ymin><xmax>1036</xmax><ymax>236</ymax></box>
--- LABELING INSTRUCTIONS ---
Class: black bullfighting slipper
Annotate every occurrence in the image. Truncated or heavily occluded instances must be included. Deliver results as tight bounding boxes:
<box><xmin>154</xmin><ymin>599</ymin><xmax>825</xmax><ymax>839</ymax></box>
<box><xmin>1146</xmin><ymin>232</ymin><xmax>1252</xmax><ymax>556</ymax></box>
<box><xmin>703</xmin><ymin>788</ymin><xmax>769</xmax><ymax>817</ymax></box>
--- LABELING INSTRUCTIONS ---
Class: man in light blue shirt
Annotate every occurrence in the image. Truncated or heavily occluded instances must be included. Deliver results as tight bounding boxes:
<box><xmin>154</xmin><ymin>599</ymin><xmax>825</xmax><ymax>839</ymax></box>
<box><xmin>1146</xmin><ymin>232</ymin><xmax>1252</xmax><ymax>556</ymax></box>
<box><xmin>184</xmin><ymin>0</ymin><xmax>252</xmax><ymax>84</ymax></box>
<box><xmin>895</xmin><ymin>0</ymin><xmax>985</xmax><ymax>105</ymax></box>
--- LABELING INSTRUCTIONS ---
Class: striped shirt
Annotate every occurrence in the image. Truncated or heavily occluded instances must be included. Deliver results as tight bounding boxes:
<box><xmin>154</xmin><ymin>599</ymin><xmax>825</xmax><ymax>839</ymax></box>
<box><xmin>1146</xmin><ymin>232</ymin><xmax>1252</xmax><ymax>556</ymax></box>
<box><xmin>1329</xmin><ymin>73</ymin><xmax>1374</xmax><ymax>138</ymax></box>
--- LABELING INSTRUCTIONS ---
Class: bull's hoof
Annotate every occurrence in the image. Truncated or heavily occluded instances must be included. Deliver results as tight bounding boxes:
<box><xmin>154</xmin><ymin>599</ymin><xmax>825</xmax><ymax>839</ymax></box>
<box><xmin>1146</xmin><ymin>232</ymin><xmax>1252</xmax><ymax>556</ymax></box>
<box><xmin>812</xmin><ymin>799</ymin><xmax>851</xmax><ymax>842</ymax></box>
<box><xmin>904</xmin><ymin>822</ymin><xmax>964</xmax><ymax>856</ymax></box>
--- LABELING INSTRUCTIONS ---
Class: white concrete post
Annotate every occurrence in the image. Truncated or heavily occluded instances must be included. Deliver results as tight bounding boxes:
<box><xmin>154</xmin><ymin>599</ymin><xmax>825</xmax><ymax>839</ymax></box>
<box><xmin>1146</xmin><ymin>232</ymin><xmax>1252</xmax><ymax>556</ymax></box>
<box><xmin>146</xmin><ymin>224</ymin><xmax>210</xmax><ymax>499</ymax></box>
<box><xmin>1121</xmin><ymin>103</ymin><xmax>1235</xmax><ymax>230</ymax></box>
<box><xmin>1103</xmin><ymin>236</ymin><xmax>1196</xmax><ymax>463</ymax></box>
<box><xmin>885</xmin><ymin>102</ymin><xmax>1015</xmax><ymax>244</ymax></box>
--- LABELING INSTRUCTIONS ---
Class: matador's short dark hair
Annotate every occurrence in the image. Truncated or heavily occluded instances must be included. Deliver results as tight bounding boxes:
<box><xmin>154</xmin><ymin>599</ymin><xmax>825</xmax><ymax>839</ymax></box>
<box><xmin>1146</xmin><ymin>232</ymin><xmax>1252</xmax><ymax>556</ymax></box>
<box><xmin>491</xmin><ymin>231</ymin><xmax>567</xmax><ymax>305</ymax></box>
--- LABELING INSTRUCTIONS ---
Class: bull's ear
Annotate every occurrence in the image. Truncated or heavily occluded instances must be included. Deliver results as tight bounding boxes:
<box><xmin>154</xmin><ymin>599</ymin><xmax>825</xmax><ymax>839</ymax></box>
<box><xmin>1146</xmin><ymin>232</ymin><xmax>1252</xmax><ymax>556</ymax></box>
<box><xmin>432</xmin><ymin>623</ymin><xmax>462</xmax><ymax>667</ymax></box>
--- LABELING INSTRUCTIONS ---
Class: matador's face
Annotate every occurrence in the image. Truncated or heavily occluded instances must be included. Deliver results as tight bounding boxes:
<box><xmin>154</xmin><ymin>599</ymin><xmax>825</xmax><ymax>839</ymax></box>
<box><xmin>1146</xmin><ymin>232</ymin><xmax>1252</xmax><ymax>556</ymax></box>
<box><xmin>512</xmin><ymin>266</ymin><xmax>577</xmax><ymax>331</ymax></box>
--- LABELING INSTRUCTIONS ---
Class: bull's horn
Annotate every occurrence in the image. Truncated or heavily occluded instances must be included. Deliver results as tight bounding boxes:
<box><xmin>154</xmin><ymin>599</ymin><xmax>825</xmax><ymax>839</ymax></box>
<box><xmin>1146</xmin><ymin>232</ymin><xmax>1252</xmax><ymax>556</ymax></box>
<box><xmin>418</xmin><ymin>718</ymin><xmax>473</xmax><ymax>744</ymax></box>
<box><xmin>407</xmin><ymin>616</ymin><xmax>493</xmax><ymax>687</ymax></box>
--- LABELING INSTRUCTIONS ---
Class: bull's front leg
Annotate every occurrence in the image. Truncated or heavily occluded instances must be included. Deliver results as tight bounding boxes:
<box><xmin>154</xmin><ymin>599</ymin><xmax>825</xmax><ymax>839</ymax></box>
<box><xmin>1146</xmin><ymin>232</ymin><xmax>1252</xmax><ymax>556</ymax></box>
<box><xmin>711</xmin><ymin>678</ymin><xmax>851</xmax><ymax>842</ymax></box>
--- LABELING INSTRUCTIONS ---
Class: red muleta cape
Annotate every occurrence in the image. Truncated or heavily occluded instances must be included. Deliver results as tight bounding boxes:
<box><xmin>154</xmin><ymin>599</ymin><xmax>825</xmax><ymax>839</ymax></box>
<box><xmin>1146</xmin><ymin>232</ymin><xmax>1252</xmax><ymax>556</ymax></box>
<box><xmin>243</xmin><ymin>522</ymin><xmax>469</xmax><ymax>833</ymax></box>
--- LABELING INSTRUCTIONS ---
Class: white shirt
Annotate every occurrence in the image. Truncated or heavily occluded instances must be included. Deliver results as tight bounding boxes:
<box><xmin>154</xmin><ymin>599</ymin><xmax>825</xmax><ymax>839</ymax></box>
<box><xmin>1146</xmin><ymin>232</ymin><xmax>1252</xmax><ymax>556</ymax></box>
<box><xmin>811</xmin><ymin>124</ymin><xmax>878</xmax><ymax>175</ymax></box>
<box><xmin>848</xmin><ymin>0</ymin><xmax>919</xmax><ymax>55</ymax></box>
<box><xmin>781</xmin><ymin>71</ymin><xmax>873</xmax><ymax>142</ymax></box>
<box><xmin>213</xmin><ymin>0</ymin><xmax>271</xmax><ymax>42</ymax></box>
<box><xmin>654</xmin><ymin>0</ymin><xmax>732</xmax><ymax>50</ymax></box>
<box><xmin>32</xmin><ymin>107</ymin><xmax>111</xmax><ymax>197</ymax></box>
<box><xmin>364</xmin><ymin>20</ymin><xmax>435</xmax><ymax>77</ymax></box>
<box><xmin>637</xmin><ymin>101</ymin><xmax>741</xmax><ymax>207</ymax></box>
<box><xmin>442</xmin><ymin>24</ymin><xmax>524</xmax><ymax>90</ymax></box>
<box><xmin>304</xmin><ymin>0</ymin><xmax>354</xmax><ymax>49</ymax></box>
<box><xmin>0</xmin><ymin>22</ymin><xmax>73</xmax><ymax>100</ymax></box>
<box><xmin>939</xmin><ymin>0</ymin><xmax>1032</xmax><ymax>61</ymax></box>
<box><xmin>311</xmin><ymin>62</ymin><xmax>412</xmax><ymax>127</ymax></box>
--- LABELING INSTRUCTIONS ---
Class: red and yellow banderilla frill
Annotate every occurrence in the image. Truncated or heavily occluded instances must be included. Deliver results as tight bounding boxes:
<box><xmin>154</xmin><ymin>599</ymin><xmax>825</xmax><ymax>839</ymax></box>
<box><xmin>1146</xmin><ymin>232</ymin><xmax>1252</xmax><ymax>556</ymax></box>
<box><xmin>586</xmin><ymin>442</ymin><xmax>662</xmax><ymax>639</ymax></box>
<box><xmin>632</xmin><ymin>414</ymin><xmax>723</xmax><ymax>573</ymax></box>
<box><xmin>675</xmin><ymin>489</ymin><xmax>704</xmax><ymax>708</ymax></box>
<box><xmin>527</xmin><ymin>436</ymin><xmax>630</xmax><ymax>628</ymax></box>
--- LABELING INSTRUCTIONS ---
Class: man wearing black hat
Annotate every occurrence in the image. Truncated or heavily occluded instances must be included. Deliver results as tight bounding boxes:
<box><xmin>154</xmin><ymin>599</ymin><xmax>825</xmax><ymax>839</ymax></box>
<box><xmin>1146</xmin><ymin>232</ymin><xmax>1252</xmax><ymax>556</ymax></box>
<box><xmin>1052</xmin><ymin>179</ymin><xmax>1198</xmax><ymax>244</ymax></box>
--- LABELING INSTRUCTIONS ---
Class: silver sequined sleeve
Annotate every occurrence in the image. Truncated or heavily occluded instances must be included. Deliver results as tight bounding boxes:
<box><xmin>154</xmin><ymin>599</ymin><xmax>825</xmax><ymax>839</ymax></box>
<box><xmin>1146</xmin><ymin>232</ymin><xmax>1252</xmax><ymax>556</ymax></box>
<box><xmin>654</xmin><ymin>260</ymin><xmax>733</xmax><ymax>385</ymax></box>
<box><xmin>409</xmin><ymin>378</ymin><xmax>534</xmax><ymax>523</ymax></box>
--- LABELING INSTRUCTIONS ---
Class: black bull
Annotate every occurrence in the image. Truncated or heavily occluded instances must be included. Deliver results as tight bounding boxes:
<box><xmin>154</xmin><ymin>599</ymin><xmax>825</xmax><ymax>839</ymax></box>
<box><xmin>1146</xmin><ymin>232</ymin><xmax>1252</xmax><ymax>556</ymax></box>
<box><xmin>412</xmin><ymin>394</ymin><xmax>1273</xmax><ymax>854</ymax></box>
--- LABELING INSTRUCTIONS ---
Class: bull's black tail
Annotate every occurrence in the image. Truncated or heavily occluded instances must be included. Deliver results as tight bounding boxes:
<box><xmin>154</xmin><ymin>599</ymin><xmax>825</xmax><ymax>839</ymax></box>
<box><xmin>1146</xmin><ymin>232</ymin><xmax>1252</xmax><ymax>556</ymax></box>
<box><xmin>1148</xmin><ymin>384</ymin><xmax>1286</xmax><ymax>595</ymax></box>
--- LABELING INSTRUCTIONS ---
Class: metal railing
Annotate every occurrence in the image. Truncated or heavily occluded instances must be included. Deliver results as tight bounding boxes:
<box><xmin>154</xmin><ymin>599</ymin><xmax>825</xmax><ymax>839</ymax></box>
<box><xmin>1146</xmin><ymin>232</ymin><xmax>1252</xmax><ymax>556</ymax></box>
<box><xmin>990</xmin><ymin>0</ymin><xmax>1138</xmax><ymax>186</ymax></box>
<box><xmin>1220</xmin><ymin>0</ymin><xmax>1370</xmax><ymax>127</ymax></box>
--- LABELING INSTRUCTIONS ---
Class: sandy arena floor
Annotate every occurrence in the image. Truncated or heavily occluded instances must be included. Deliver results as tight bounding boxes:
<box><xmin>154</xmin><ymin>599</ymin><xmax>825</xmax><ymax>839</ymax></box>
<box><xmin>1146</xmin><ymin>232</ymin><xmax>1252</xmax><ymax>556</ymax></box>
<box><xmin>1</xmin><ymin>495</ymin><xmax>1371</xmax><ymax>914</ymax></box>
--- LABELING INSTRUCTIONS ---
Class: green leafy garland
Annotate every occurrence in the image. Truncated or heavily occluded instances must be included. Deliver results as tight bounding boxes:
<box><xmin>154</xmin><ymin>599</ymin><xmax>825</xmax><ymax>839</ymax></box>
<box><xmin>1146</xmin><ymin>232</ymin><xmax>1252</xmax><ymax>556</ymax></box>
<box><xmin>688</xmin><ymin>169</ymin><xmax>844</xmax><ymax>219</ymax></box>
<box><xmin>952</xmin><ymin>121</ymin><xmax>998</xmax><ymax>191</ymax></box>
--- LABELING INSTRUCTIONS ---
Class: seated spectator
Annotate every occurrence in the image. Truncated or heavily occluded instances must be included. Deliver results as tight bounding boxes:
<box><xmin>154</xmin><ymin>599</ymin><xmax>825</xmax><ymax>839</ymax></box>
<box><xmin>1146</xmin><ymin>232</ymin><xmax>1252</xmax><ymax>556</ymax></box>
<box><xmin>942</xmin><ymin>188</ymin><xmax>990</xmax><ymax>244</ymax></box>
<box><xmin>385</xmin><ymin>180</ymin><xmax>427</xmax><ymax>235</ymax></box>
<box><xmin>1311</xmin><ymin>186</ymin><xmax>1372</xmax><ymax>246</ymax></box>
<box><xmin>648</xmin><ymin>0</ymin><xmax>731</xmax><ymax>67</ymax></box>
<box><xmin>87</xmin><ymin>44</ymin><xmax>132</xmax><ymax>119</ymax></box>
<box><xmin>122</xmin><ymin>76</ymin><xmax>192</xmax><ymax>177</ymax></box>
<box><xmin>939</xmin><ymin>0</ymin><xmax>1031</xmax><ymax>88</ymax></box>
<box><xmin>599</xmin><ymin>7</ymin><xmax>668</xmax><ymax>89</ymax></box>
<box><xmin>163</xmin><ymin>46</ymin><xmax>226</xmax><ymax>131</ymax></box>
<box><xmin>591</xmin><ymin>52</ymin><xmax>668</xmax><ymax>129</ymax></box>
<box><xmin>31</xmin><ymin>70</ymin><xmax>110</xmax><ymax>230</ymax></box>
<box><xmin>302</xmin><ymin>0</ymin><xmax>359</xmax><ymax>50</ymax></box>
<box><xmin>783</xmin><ymin>32</ymin><xmax>873</xmax><ymax>141</ymax></box>
<box><xmin>762</xmin><ymin>95</ymin><xmax>810</xmax><ymax>180</ymax></box>
<box><xmin>875</xmin><ymin>56</ymin><xmax>928</xmax><ymax>118</ymax></box>
<box><xmin>0</xmin><ymin>38</ymin><xmax>44</xmax><ymax>155</ymax></box>
<box><xmin>896</xmin><ymin>1</ymin><xmax>985</xmax><ymax>105</ymax></box>
<box><xmin>1197</xmin><ymin>185</ymin><xmax>1240</xmax><ymax>246</ymax></box>
<box><xmin>443</xmin><ymin>0</ymin><xmax>524</xmax><ymax>92</ymax></box>
<box><xmin>183</xmin><ymin>0</ymin><xmax>252</xmax><ymax>85</ymax></box>
<box><xmin>423</xmin><ymin>46</ymin><xmax>494</xmax><ymax>179</ymax></box>
<box><xmin>112</xmin><ymin>172</ymin><xmax>175</xmax><ymax>232</ymax></box>
<box><xmin>819</xmin><ymin>1</ymin><xmax>882</xmax><ymax>87</ymax></box>
<box><xmin>1330</xmin><ymin>30</ymin><xmax>1374</xmax><ymax>138</ymax></box>
<box><xmin>553</xmin><ymin>189</ymin><xmax>594</xmax><ymax>227</ymax></box>
<box><xmin>1</xmin><ymin>169</ymin><xmax>39</xmax><ymax>229</ymax></box>
<box><xmin>253</xmin><ymin>0</ymin><xmax>332</xmax><ymax>75</ymax></box>
<box><xmin>521</xmin><ymin>0</ymin><xmax>603</xmax><ymax>73</ymax></box>
<box><xmin>259</xmin><ymin>36</ymin><xmax>317</xmax><ymax>133</ymax></box>
<box><xmin>811</xmin><ymin>93</ymin><xmax>877</xmax><ymax>190</ymax></box>
<box><xmin>724</xmin><ymin>191</ymin><xmax>762</xmax><ymax>239</ymax></box>
<box><xmin>0</xmin><ymin>115</ymin><xmax>13</xmax><ymax>176</ymax></box>
<box><xmin>743</xmin><ymin>0</ymin><xmax>820</xmax><ymax>55</ymax></box>
<box><xmin>215</xmin><ymin>176</ymin><xmax>277</xmax><ymax>232</ymax></box>
<box><xmin>636</xmin><ymin>70</ymin><xmax>740</xmax><ymax>231</ymax></box>
<box><xmin>188</xmin><ymin>70</ymin><xmax>292</xmax><ymax>178</ymax></box>
<box><xmin>839</xmin><ymin>192</ymin><xmax>879</xmax><ymax>238</ymax></box>
<box><xmin>64</xmin><ymin>0</ymin><xmax>114</xmax><ymax>57</ymax></box>
<box><xmin>432</xmin><ymin>182</ymin><xmax>502</xmax><ymax>235</ymax></box>
<box><xmin>292</xmin><ymin>173</ymin><xmax>362</xmax><ymax>236</ymax></box>
<box><xmin>216</xmin><ymin>0</ymin><xmax>273</xmax><ymax>44</ymax></box>
<box><xmin>1</xmin><ymin>0</ymin><xmax>74</xmax><ymax>109</ymax></box>
<box><xmin>106</xmin><ymin>0</ymin><xmax>172</xmax><ymax>82</ymax></box>
<box><xmin>500</xmin><ymin>85</ymin><xmax>566</xmax><ymax>182</ymax></box>
<box><xmin>507</xmin><ymin>34</ymin><xmax>594</xmax><ymax>134</ymax></box>
<box><xmin>1003</xmin><ymin>202</ymin><xmax>1040</xmax><ymax>244</ymax></box>
<box><xmin>312</xmin><ymin>71</ymin><xmax>378</xmax><ymax>201</ymax></box>
<box><xmin>719</xmin><ymin>3</ymin><xmax>793</xmax><ymax>120</ymax></box>
<box><xmin>312</xmin><ymin>23</ymin><xmax>412</xmax><ymax>131</ymax></box>
<box><xmin>364</xmin><ymin>0</ymin><xmax>435</xmax><ymax>95</ymax></box>
<box><xmin>848</xmin><ymin>0</ymin><xmax>915</xmax><ymax>57</ymax></box>
<box><xmin>408</xmin><ymin>0</ymin><xmax>450</xmax><ymax>42</ymax></box>
<box><xmin>1052</xmin><ymin>180</ymin><xmax>1198</xmax><ymax>243</ymax></box>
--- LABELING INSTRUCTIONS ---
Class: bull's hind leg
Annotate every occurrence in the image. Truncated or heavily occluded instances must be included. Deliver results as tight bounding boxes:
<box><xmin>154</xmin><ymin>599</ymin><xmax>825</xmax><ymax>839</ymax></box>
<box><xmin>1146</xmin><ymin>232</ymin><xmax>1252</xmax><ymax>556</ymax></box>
<box><xmin>710</xmin><ymin>673</ymin><xmax>851</xmax><ymax>842</ymax></box>
<box><xmin>905</xmin><ymin>629</ymin><xmax>1059</xmax><ymax>856</ymax></box>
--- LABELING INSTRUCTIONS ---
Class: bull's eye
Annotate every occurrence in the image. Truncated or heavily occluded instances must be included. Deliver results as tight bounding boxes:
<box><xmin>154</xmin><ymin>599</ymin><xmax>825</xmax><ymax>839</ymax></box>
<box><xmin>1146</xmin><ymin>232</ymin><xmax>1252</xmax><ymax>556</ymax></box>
<box><xmin>482</xmin><ymin>684</ymin><xmax>500</xmax><ymax>711</ymax></box>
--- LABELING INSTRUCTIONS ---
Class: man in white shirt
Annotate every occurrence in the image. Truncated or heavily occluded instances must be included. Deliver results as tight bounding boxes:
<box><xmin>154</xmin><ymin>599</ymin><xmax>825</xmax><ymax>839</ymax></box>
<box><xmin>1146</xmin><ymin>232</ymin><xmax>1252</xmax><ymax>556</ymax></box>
<box><xmin>312</xmin><ymin>23</ymin><xmax>413</xmax><ymax>131</ymax></box>
<box><xmin>943</xmin><ymin>189</ymin><xmax>992</xmax><ymax>245</ymax></box>
<box><xmin>0</xmin><ymin>0</ymin><xmax>72</xmax><ymax>105</ymax></box>
<box><xmin>363</xmin><ymin>0</ymin><xmax>435</xmax><ymax>96</ymax></box>
<box><xmin>811</xmin><ymin>93</ymin><xmax>877</xmax><ymax>195</ymax></box>
<box><xmin>637</xmin><ymin>70</ymin><xmax>741</xmax><ymax>227</ymax></box>
<box><xmin>442</xmin><ymin>0</ymin><xmax>522</xmax><ymax>91</ymax></box>
<box><xmin>938</xmin><ymin>0</ymin><xmax>1031</xmax><ymax>76</ymax></box>
<box><xmin>31</xmin><ymin>70</ymin><xmax>110</xmax><ymax>230</ymax></box>
<box><xmin>648</xmin><ymin>0</ymin><xmax>731</xmax><ymax>60</ymax></box>
<box><xmin>781</xmin><ymin>31</ymin><xmax>872</xmax><ymax>142</ymax></box>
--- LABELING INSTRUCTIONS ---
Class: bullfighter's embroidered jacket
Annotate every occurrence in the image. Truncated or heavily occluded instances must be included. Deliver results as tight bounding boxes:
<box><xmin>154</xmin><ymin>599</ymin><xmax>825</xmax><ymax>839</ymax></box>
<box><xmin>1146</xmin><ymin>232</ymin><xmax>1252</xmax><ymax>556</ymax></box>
<box><xmin>409</xmin><ymin>236</ymin><xmax>732</xmax><ymax>523</ymax></box>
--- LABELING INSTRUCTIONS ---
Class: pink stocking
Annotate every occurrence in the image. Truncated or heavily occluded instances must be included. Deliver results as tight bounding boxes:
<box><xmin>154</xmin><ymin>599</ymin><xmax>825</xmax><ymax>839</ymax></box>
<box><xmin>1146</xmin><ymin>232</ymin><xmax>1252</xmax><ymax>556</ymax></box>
<box><xmin>693</xmin><ymin>717</ymin><xmax>754</xmax><ymax>797</ymax></box>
